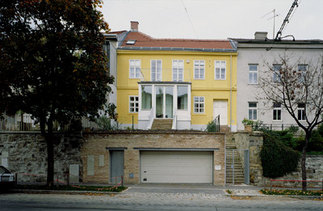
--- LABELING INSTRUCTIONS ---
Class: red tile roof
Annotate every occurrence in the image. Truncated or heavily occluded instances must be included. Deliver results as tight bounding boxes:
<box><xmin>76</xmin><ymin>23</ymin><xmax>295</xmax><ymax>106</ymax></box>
<box><xmin>121</xmin><ymin>31</ymin><xmax>234</xmax><ymax>50</ymax></box>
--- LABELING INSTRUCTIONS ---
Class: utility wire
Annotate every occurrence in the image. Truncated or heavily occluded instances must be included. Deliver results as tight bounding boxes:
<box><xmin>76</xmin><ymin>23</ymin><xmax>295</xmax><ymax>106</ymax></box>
<box><xmin>180</xmin><ymin>0</ymin><xmax>199</xmax><ymax>39</ymax></box>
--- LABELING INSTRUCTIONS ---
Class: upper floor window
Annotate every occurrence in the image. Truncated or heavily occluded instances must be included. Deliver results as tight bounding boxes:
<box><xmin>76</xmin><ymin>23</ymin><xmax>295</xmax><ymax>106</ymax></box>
<box><xmin>129</xmin><ymin>96</ymin><xmax>139</xmax><ymax>113</ymax></box>
<box><xmin>273</xmin><ymin>64</ymin><xmax>282</xmax><ymax>83</ymax></box>
<box><xmin>248</xmin><ymin>64</ymin><xmax>258</xmax><ymax>84</ymax></box>
<box><xmin>151</xmin><ymin>60</ymin><xmax>162</xmax><ymax>81</ymax></box>
<box><xmin>194</xmin><ymin>60</ymin><xmax>205</xmax><ymax>80</ymax></box>
<box><xmin>298</xmin><ymin>64</ymin><xmax>308</xmax><ymax>82</ymax></box>
<box><xmin>248</xmin><ymin>102</ymin><xmax>257</xmax><ymax>120</ymax></box>
<box><xmin>297</xmin><ymin>103</ymin><xmax>306</xmax><ymax>120</ymax></box>
<box><xmin>172</xmin><ymin>60</ymin><xmax>184</xmax><ymax>81</ymax></box>
<box><xmin>129</xmin><ymin>59</ymin><xmax>141</xmax><ymax>79</ymax></box>
<box><xmin>273</xmin><ymin>103</ymin><xmax>281</xmax><ymax>121</ymax></box>
<box><xmin>194</xmin><ymin>96</ymin><xmax>205</xmax><ymax>113</ymax></box>
<box><xmin>215</xmin><ymin>60</ymin><xmax>226</xmax><ymax>80</ymax></box>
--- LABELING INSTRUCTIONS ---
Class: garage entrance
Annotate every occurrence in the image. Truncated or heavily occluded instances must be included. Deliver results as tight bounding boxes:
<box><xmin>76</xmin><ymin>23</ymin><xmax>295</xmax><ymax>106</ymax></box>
<box><xmin>140</xmin><ymin>151</ymin><xmax>213</xmax><ymax>183</ymax></box>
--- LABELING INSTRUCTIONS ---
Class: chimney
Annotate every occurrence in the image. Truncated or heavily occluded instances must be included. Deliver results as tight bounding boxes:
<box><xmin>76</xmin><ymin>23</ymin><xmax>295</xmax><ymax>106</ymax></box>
<box><xmin>130</xmin><ymin>21</ymin><xmax>139</xmax><ymax>32</ymax></box>
<box><xmin>254</xmin><ymin>32</ymin><xmax>268</xmax><ymax>40</ymax></box>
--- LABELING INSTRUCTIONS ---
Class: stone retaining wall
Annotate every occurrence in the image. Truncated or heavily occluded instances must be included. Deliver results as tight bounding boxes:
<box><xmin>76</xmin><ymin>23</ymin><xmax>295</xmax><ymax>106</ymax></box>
<box><xmin>0</xmin><ymin>132</ymin><xmax>83</xmax><ymax>184</ymax></box>
<box><xmin>233</xmin><ymin>131</ymin><xmax>323</xmax><ymax>188</ymax></box>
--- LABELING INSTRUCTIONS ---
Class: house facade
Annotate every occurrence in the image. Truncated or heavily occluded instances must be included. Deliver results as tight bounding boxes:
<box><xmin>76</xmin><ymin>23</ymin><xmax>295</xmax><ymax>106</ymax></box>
<box><xmin>233</xmin><ymin>32</ymin><xmax>323</xmax><ymax>131</ymax></box>
<box><xmin>116</xmin><ymin>22</ymin><xmax>238</xmax><ymax>131</ymax></box>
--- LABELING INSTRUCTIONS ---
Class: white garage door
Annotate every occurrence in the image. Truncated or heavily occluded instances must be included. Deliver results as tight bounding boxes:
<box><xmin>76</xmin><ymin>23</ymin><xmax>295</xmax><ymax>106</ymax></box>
<box><xmin>140</xmin><ymin>151</ymin><xmax>213</xmax><ymax>183</ymax></box>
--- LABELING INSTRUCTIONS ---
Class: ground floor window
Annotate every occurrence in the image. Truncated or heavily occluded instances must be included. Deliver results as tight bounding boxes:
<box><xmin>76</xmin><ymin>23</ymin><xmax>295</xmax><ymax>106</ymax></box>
<box><xmin>129</xmin><ymin>96</ymin><xmax>139</xmax><ymax>113</ymax></box>
<box><xmin>297</xmin><ymin>103</ymin><xmax>305</xmax><ymax>120</ymax></box>
<box><xmin>273</xmin><ymin>103</ymin><xmax>281</xmax><ymax>121</ymax></box>
<box><xmin>194</xmin><ymin>96</ymin><xmax>205</xmax><ymax>113</ymax></box>
<box><xmin>177</xmin><ymin>86</ymin><xmax>188</xmax><ymax>110</ymax></box>
<box><xmin>248</xmin><ymin>102</ymin><xmax>257</xmax><ymax>120</ymax></box>
<box><xmin>141</xmin><ymin>85</ymin><xmax>152</xmax><ymax>109</ymax></box>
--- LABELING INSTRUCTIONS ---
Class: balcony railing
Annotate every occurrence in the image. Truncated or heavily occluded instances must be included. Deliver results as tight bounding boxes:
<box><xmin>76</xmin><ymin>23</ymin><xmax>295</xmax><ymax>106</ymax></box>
<box><xmin>139</xmin><ymin>68</ymin><xmax>193</xmax><ymax>82</ymax></box>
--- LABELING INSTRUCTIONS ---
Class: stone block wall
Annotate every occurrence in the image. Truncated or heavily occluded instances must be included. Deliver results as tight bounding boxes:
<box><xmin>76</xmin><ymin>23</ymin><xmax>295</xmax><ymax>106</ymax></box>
<box><xmin>233</xmin><ymin>131</ymin><xmax>323</xmax><ymax>188</ymax></box>
<box><xmin>0</xmin><ymin>131</ymin><xmax>83</xmax><ymax>184</ymax></box>
<box><xmin>232</xmin><ymin>131</ymin><xmax>263</xmax><ymax>184</ymax></box>
<box><xmin>261</xmin><ymin>155</ymin><xmax>323</xmax><ymax>188</ymax></box>
<box><xmin>81</xmin><ymin>131</ymin><xmax>225</xmax><ymax>185</ymax></box>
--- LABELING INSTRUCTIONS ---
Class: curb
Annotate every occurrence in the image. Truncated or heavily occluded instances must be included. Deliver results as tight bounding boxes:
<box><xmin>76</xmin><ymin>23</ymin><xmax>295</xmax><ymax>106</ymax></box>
<box><xmin>225</xmin><ymin>193</ymin><xmax>322</xmax><ymax>200</ymax></box>
<box><xmin>10</xmin><ymin>189</ymin><xmax>124</xmax><ymax>195</ymax></box>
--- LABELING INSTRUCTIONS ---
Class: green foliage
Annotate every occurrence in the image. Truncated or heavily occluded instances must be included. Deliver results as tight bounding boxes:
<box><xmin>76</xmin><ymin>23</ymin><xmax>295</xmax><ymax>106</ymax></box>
<box><xmin>206</xmin><ymin>120</ymin><xmax>218</xmax><ymax>132</ymax></box>
<box><xmin>242</xmin><ymin>118</ymin><xmax>254</xmax><ymax>126</ymax></box>
<box><xmin>0</xmin><ymin>0</ymin><xmax>112</xmax><ymax>186</ymax></box>
<box><xmin>260</xmin><ymin>132</ymin><xmax>300</xmax><ymax>178</ymax></box>
<box><xmin>261</xmin><ymin>189</ymin><xmax>322</xmax><ymax>196</ymax></box>
<box><xmin>0</xmin><ymin>0</ymin><xmax>113</xmax><ymax>127</ymax></box>
<box><xmin>95</xmin><ymin>116</ymin><xmax>117</xmax><ymax>131</ymax></box>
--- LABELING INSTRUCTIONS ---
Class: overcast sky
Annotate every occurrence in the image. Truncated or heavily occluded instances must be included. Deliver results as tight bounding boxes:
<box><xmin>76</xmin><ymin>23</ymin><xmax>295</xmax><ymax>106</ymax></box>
<box><xmin>101</xmin><ymin>0</ymin><xmax>323</xmax><ymax>40</ymax></box>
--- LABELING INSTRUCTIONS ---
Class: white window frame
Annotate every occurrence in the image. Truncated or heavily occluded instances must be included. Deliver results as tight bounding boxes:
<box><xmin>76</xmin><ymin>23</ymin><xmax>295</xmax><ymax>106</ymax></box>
<box><xmin>172</xmin><ymin>60</ymin><xmax>184</xmax><ymax>82</ymax></box>
<box><xmin>298</xmin><ymin>64</ymin><xmax>308</xmax><ymax>83</ymax></box>
<box><xmin>273</xmin><ymin>103</ymin><xmax>282</xmax><ymax>121</ymax></box>
<box><xmin>297</xmin><ymin>103</ymin><xmax>306</xmax><ymax>121</ymax></box>
<box><xmin>129</xmin><ymin>59</ymin><xmax>141</xmax><ymax>79</ymax></box>
<box><xmin>193</xmin><ymin>96</ymin><xmax>205</xmax><ymax>113</ymax></box>
<box><xmin>129</xmin><ymin>96</ymin><xmax>139</xmax><ymax>113</ymax></box>
<box><xmin>151</xmin><ymin>60</ymin><xmax>162</xmax><ymax>81</ymax></box>
<box><xmin>248</xmin><ymin>64</ymin><xmax>258</xmax><ymax>84</ymax></box>
<box><xmin>194</xmin><ymin>60</ymin><xmax>205</xmax><ymax>80</ymax></box>
<box><xmin>273</xmin><ymin>64</ymin><xmax>282</xmax><ymax>83</ymax></box>
<box><xmin>215</xmin><ymin>60</ymin><xmax>226</xmax><ymax>80</ymax></box>
<box><xmin>248</xmin><ymin>102</ymin><xmax>257</xmax><ymax>120</ymax></box>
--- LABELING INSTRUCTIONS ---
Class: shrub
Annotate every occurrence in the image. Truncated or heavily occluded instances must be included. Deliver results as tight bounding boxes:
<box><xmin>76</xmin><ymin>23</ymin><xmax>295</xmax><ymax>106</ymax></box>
<box><xmin>260</xmin><ymin>132</ymin><xmax>300</xmax><ymax>178</ymax></box>
<box><xmin>206</xmin><ymin>120</ymin><xmax>218</xmax><ymax>132</ymax></box>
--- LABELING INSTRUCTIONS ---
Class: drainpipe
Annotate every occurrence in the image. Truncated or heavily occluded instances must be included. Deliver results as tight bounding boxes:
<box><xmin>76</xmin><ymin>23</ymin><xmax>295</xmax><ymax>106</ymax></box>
<box><xmin>230</xmin><ymin>55</ymin><xmax>233</xmax><ymax>131</ymax></box>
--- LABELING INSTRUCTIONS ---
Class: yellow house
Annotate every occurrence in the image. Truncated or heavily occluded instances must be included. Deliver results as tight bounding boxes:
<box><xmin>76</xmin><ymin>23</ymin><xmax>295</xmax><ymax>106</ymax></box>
<box><xmin>116</xmin><ymin>22</ymin><xmax>237</xmax><ymax>131</ymax></box>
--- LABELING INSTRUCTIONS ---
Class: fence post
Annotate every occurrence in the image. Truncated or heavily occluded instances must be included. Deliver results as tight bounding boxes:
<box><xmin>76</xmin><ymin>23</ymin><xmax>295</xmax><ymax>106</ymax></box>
<box><xmin>282</xmin><ymin>124</ymin><xmax>284</xmax><ymax>130</ymax></box>
<box><xmin>321</xmin><ymin>179</ymin><xmax>323</xmax><ymax>191</ymax></box>
<box><xmin>270</xmin><ymin>179</ymin><xmax>272</xmax><ymax>190</ymax></box>
<box><xmin>132</xmin><ymin>116</ymin><xmax>134</xmax><ymax>130</ymax></box>
<box><xmin>121</xmin><ymin>176</ymin><xmax>124</xmax><ymax>187</ymax></box>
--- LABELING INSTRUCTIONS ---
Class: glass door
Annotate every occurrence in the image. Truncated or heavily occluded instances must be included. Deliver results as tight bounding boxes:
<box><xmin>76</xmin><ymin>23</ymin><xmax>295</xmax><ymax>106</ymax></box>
<box><xmin>155</xmin><ymin>86</ymin><xmax>173</xmax><ymax>118</ymax></box>
<box><xmin>155</xmin><ymin>86</ymin><xmax>164</xmax><ymax>118</ymax></box>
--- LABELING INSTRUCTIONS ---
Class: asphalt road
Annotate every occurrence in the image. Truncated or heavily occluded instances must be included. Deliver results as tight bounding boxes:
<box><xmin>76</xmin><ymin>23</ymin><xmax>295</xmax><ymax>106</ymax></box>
<box><xmin>0</xmin><ymin>185</ymin><xmax>322</xmax><ymax>211</ymax></box>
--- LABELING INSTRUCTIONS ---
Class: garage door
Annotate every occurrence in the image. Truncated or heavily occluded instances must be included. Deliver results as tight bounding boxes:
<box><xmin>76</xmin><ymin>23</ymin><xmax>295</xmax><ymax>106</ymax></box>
<box><xmin>140</xmin><ymin>151</ymin><xmax>213</xmax><ymax>183</ymax></box>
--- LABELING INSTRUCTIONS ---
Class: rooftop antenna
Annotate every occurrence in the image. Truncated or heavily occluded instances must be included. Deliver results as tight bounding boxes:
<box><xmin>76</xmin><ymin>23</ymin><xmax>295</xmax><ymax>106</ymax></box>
<box><xmin>262</xmin><ymin>9</ymin><xmax>279</xmax><ymax>39</ymax></box>
<box><xmin>275</xmin><ymin>0</ymin><xmax>299</xmax><ymax>40</ymax></box>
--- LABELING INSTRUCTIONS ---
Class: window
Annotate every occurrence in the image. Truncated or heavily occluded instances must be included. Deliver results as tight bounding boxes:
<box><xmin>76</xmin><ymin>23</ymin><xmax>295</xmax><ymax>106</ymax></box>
<box><xmin>298</xmin><ymin>64</ymin><xmax>308</xmax><ymax>82</ymax></box>
<box><xmin>177</xmin><ymin>86</ymin><xmax>188</xmax><ymax>110</ymax></box>
<box><xmin>194</xmin><ymin>60</ymin><xmax>205</xmax><ymax>79</ymax></box>
<box><xmin>273</xmin><ymin>103</ymin><xmax>281</xmax><ymax>121</ymax></box>
<box><xmin>129</xmin><ymin>60</ymin><xmax>141</xmax><ymax>78</ymax></box>
<box><xmin>172</xmin><ymin>60</ymin><xmax>184</xmax><ymax>81</ymax></box>
<box><xmin>141</xmin><ymin>85</ymin><xmax>152</xmax><ymax>109</ymax></box>
<box><xmin>248</xmin><ymin>102</ymin><xmax>257</xmax><ymax>120</ymax></box>
<box><xmin>129</xmin><ymin>96</ymin><xmax>139</xmax><ymax>113</ymax></box>
<box><xmin>297</xmin><ymin>103</ymin><xmax>306</xmax><ymax>120</ymax></box>
<box><xmin>215</xmin><ymin>60</ymin><xmax>226</xmax><ymax>80</ymax></box>
<box><xmin>194</xmin><ymin>96</ymin><xmax>205</xmax><ymax>113</ymax></box>
<box><xmin>248</xmin><ymin>64</ymin><xmax>258</xmax><ymax>84</ymax></box>
<box><xmin>273</xmin><ymin>64</ymin><xmax>282</xmax><ymax>83</ymax></box>
<box><xmin>151</xmin><ymin>60</ymin><xmax>162</xmax><ymax>81</ymax></box>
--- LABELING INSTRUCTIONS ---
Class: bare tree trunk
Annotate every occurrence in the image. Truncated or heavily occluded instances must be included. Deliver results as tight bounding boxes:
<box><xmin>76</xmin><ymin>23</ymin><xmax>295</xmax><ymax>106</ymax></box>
<box><xmin>301</xmin><ymin>132</ymin><xmax>310</xmax><ymax>191</ymax></box>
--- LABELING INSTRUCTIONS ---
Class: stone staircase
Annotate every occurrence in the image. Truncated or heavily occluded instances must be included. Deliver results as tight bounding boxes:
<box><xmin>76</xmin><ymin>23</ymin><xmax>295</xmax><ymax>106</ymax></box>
<box><xmin>151</xmin><ymin>119</ymin><xmax>172</xmax><ymax>130</ymax></box>
<box><xmin>226</xmin><ymin>136</ymin><xmax>245</xmax><ymax>184</ymax></box>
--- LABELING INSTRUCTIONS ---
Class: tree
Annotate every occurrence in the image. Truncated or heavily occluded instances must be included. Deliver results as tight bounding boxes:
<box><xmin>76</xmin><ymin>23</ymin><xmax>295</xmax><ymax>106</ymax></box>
<box><xmin>259</xmin><ymin>54</ymin><xmax>323</xmax><ymax>191</ymax></box>
<box><xmin>0</xmin><ymin>0</ymin><xmax>114</xmax><ymax>186</ymax></box>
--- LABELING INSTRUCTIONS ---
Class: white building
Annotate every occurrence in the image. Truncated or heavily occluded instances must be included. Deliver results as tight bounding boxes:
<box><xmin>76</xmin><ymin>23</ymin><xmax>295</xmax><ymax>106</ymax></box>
<box><xmin>233</xmin><ymin>32</ymin><xmax>323</xmax><ymax>131</ymax></box>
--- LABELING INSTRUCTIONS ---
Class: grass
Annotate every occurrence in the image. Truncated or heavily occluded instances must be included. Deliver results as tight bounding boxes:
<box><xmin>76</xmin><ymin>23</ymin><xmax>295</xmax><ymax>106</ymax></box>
<box><xmin>226</xmin><ymin>189</ymin><xmax>232</xmax><ymax>194</ymax></box>
<box><xmin>261</xmin><ymin>188</ymin><xmax>323</xmax><ymax>196</ymax></box>
<box><xmin>15</xmin><ymin>184</ymin><xmax>127</xmax><ymax>192</ymax></box>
